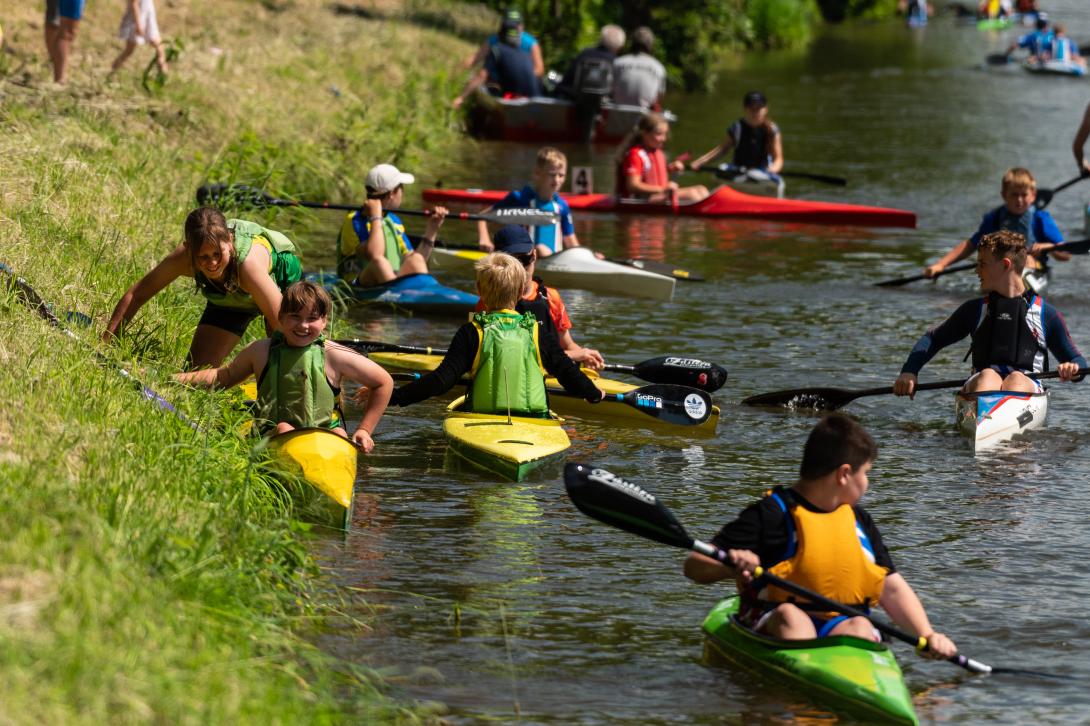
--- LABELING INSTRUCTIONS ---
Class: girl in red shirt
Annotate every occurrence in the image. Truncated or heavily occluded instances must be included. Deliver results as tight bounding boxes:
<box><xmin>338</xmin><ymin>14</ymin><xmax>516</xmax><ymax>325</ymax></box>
<box><xmin>615</xmin><ymin>113</ymin><xmax>708</xmax><ymax>203</ymax></box>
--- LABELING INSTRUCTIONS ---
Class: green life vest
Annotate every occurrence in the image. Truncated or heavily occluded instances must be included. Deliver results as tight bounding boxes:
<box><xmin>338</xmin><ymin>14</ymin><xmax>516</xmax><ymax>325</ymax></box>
<box><xmin>336</xmin><ymin>211</ymin><xmax>411</xmax><ymax>279</ymax></box>
<box><xmin>196</xmin><ymin>219</ymin><xmax>302</xmax><ymax>310</ymax></box>
<box><xmin>255</xmin><ymin>332</ymin><xmax>342</xmax><ymax>434</ymax></box>
<box><xmin>466</xmin><ymin>310</ymin><xmax>548</xmax><ymax>416</ymax></box>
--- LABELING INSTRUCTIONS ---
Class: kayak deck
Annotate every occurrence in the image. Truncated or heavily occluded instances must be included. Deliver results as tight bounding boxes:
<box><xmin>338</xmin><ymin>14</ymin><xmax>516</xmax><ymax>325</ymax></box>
<box><xmin>369</xmin><ymin>351</ymin><xmax>720</xmax><ymax>432</ymax></box>
<box><xmin>702</xmin><ymin>596</ymin><xmax>917</xmax><ymax>725</ymax></box>
<box><xmin>423</xmin><ymin>185</ymin><xmax>916</xmax><ymax>228</ymax></box>
<box><xmin>267</xmin><ymin>427</ymin><xmax>358</xmax><ymax>529</ymax></box>
<box><xmin>444</xmin><ymin>397</ymin><xmax>570</xmax><ymax>481</ymax></box>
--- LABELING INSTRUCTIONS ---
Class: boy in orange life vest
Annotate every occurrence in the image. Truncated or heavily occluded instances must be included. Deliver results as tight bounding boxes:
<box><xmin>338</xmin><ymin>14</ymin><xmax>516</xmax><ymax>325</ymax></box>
<box><xmin>476</xmin><ymin>225</ymin><xmax>605</xmax><ymax>370</ymax></box>
<box><xmin>683</xmin><ymin>415</ymin><xmax>957</xmax><ymax>659</ymax></box>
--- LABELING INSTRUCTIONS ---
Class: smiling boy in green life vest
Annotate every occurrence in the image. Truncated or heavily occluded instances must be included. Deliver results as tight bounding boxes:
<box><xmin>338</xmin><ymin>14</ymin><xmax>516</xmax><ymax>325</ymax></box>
<box><xmin>683</xmin><ymin>415</ymin><xmax>958</xmax><ymax>660</ymax></box>
<box><xmin>335</xmin><ymin>163</ymin><xmax>449</xmax><ymax>287</ymax></box>
<box><xmin>382</xmin><ymin>252</ymin><xmax>604</xmax><ymax>413</ymax></box>
<box><xmin>175</xmin><ymin>281</ymin><xmax>393</xmax><ymax>451</ymax></box>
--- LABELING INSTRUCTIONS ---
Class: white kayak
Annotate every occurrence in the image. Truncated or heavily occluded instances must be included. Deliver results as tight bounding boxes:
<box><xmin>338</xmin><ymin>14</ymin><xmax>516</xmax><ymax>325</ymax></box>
<box><xmin>1022</xmin><ymin>59</ymin><xmax>1087</xmax><ymax>77</ymax></box>
<box><xmin>430</xmin><ymin>247</ymin><xmax>676</xmax><ymax>301</ymax></box>
<box><xmin>954</xmin><ymin>388</ymin><xmax>1049</xmax><ymax>452</ymax></box>
<box><xmin>714</xmin><ymin>165</ymin><xmax>786</xmax><ymax>198</ymax></box>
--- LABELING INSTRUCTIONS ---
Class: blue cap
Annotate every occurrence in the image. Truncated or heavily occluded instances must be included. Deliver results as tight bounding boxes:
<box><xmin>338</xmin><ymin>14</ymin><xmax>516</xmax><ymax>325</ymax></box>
<box><xmin>493</xmin><ymin>225</ymin><xmax>534</xmax><ymax>255</ymax></box>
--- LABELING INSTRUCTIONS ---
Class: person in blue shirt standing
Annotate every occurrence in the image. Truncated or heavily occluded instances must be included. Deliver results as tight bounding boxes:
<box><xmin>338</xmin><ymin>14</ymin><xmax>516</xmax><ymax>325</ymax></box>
<box><xmin>453</xmin><ymin>11</ymin><xmax>542</xmax><ymax>108</ymax></box>
<box><xmin>923</xmin><ymin>168</ymin><xmax>1069</xmax><ymax>287</ymax></box>
<box><xmin>461</xmin><ymin>8</ymin><xmax>544</xmax><ymax>80</ymax></box>
<box><xmin>476</xmin><ymin>147</ymin><xmax>579</xmax><ymax>258</ymax></box>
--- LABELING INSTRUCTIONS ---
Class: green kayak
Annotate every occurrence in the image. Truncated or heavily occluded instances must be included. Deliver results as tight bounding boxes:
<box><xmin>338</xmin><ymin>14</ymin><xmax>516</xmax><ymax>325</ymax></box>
<box><xmin>701</xmin><ymin>596</ymin><xmax>918</xmax><ymax>725</ymax></box>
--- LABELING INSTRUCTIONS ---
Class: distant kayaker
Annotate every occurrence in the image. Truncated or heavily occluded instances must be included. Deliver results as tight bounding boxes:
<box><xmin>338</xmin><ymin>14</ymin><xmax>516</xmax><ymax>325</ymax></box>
<box><xmin>683</xmin><ymin>414</ymin><xmax>958</xmax><ymax>659</ymax></box>
<box><xmin>453</xmin><ymin>14</ymin><xmax>541</xmax><ymax>109</ymax></box>
<box><xmin>923</xmin><ymin>168</ymin><xmax>1069</xmax><ymax>280</ymax></box>
<box><xmin>382</xmin><ymin>252</ymin><xmax>604</xmax><ymax>413</ymax></box>
<box><xmin>335</xmin><ymin>163</ymin><xmax>448</xmax><ymax>287</ymax></box>
<box><xmin>1005</xmin><ymin>16</ymin><xmax>1052</xmax><ymax>61</ymax></box>
<box><xmin>979</xmin><ymin>0</ymin><xmax>1012</xmax><ymax>18</ymax></box>
<box><xmin>1049</xmin><ymin>24</ymin><xmax>1085</xmax><ymax>68</ymax></box>
<box><xmin>476</xmin><ymin>146</ymin><xmax>580</xmax><ymax>258</ymax></box>
<box><xmin>897</xmin><ymin>0</ymin><xmax>933</xmax><ymax>26</ymax></box>
<box><xmin>475</xmin><ymin>225</ymin><xmax>605</xmax><ymax>371</ymax></box>
<box><xmin>175</xmin><ymin>281</ymin><xmax>393</xmax><ymax>451</ymax></box>
<box><xmin>896</xmin><ymin>230</ymin><xmax>1086</xmax><ymax>398</ymax></box>
<box><xmin>611</xmin><ymin>26</ymin><xmax>666</xmax><ymax>110</ymax></box>
<box><xmin>690</xmin><ymin>91</ymin><xmax>784</xmax><ymax>181</ymax></box>
<box><xmin>616</xmin><ymin>112</ymin><xmax>709</xmax><ymax>203</ymax></box>
<box><xmin>460</xmin><ymin>8</ymin><xmax>544</xmax><ymax>80</ymax></box>
<box><xmin>104</xmin><ymin>207</ymin><xmax>303</xmax><ymax>369</ymax></box>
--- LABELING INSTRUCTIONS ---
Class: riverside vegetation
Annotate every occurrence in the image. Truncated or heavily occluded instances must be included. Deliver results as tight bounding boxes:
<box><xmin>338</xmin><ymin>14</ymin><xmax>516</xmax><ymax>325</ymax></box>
<box><xmin>0</xmin><ymin>0</ymin><xmax>490</xmax><ymax>721</ymax></box>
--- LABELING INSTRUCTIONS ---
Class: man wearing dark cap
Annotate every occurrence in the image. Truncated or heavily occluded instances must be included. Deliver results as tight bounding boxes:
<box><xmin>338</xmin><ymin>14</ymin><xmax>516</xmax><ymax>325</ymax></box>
<box><xmin>476</xmin><ymin>226</ymin><xmax>605</xmax><ymax>371</ymax></box>
<box><xmin>612</xmin><ymin>27</ymin><xmax>666</xmax><ymax>110</ymax></box>
<box><xmin>461</xmin><ymin>8</ymin><xmax>544</xmax><ymax>79</ymax></box>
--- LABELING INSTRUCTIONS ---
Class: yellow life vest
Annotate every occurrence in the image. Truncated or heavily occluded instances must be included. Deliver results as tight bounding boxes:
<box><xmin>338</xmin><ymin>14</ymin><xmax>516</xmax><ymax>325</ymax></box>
<box><xmin>763</xmin><ymin>489</ymin><xmax>888</xmax><ymax>616</ymax></box>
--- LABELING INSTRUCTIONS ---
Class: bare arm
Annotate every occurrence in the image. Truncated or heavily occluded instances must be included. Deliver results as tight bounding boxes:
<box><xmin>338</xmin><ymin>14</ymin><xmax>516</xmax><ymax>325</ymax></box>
<box><xmin>477</xmin><ymin>216</ymin><xmax>494</xmax><ymax>251</ymax></box>
<box><xmin>174</xmin><ymin>340</ymin><xmax>266</xmax><ymax>389</ymax></box>
<box><xmin>561</xmin><ymin>232</ymin><xmax>580</xmax><ymax>249</ymax></box>
<box><xmin>453</xmin><ymin>68</ymin><xmax>489</xmax><ymax>109</ymax></box>
<box><xmin>878</xmin><ymin>572</ymin><xmax>957</xmax><ymax>658</ymax></box>
<box><xmin>103</xmin><ymin>245</ymin><xmax>191</xmax><ymax>341</ymax></box>
<box><xmin>925</xmin><ymin>238</ymin><xmax>973</xmax><ymax>277</ymax></box>
<box><xmin>1074</xmin><ymin>101</ymin><xmax>1090</xmax><ymax>173</ymax></box>
<box><xmin>360</xmin><ymin>199</ymin><xmax>387</xmax><ymax>263</ymax></box>
<box><xmin>531</xmin><ymin>43</ymin><xmax>545</xmax><ymax>78</ymax></box>
<box><xmin>768</xmin><ymin>132</ymin><xmax>784</xmax><ymax>174</ymax></box>
<box><xmin>237</xmin><ymin>244</ymin><xmax>283</xmax><ymax>333</ymax></box>
<box><xmin>326</xmin><ymin>344</ymin><xmax>394</xmax><ymax>450</ymax></box>
<box><xmin>683</xmin><ymin>548</ymin><xmax>759</xmax><ymax>583</ymax></box>
<box><xmin>462</xmin><ymin>41</ymin><xmax>488</xmax><ymax>70</ymax></box>
<box><xmin>626</xmin><ymin>172</ymin><xmax>677</xmax><ymax>196</ymax></box>
<box><xmin>559</xmin><ymin>328</ymin><xmax>604</xmax><ymax>370</ymax></box>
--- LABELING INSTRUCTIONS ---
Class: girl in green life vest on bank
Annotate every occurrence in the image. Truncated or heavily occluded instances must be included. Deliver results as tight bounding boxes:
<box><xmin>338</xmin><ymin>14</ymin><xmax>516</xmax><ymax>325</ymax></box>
<box><xmin>175</xmin><ymin>281</ymin><xmax>393</xmax><ymax>451</ymax></box>
<box><xmin>379</xmin><ymin>252</ymin><xmax>604</xmax><ymax>413</ymax></box>
<box><xmin>104</xmin><ymin>207</ymin><xmax>303</xmax><ymax>369</ymax></box>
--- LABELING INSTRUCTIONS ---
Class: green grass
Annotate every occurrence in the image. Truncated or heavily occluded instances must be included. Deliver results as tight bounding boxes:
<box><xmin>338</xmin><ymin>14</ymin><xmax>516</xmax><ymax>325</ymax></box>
<box><xmin>0</xmin><ymin>0</ymin><xmax>491</xmax><ymax>720</ymax></box>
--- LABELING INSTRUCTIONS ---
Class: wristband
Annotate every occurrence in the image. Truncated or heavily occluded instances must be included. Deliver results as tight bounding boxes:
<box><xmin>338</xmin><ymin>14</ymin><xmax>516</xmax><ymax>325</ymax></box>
<box><xmin>369</xmin><ymin>216</ymin><xmax>383</xmax><ymax>222</ymax></box>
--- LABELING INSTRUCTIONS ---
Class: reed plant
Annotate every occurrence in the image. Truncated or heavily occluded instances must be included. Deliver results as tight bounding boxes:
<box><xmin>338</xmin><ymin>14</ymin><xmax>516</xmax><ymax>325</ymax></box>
<box><xmin>0</xmin><ymin>0</ymin><xmax>484</xmax><ymax>720</ymax></box>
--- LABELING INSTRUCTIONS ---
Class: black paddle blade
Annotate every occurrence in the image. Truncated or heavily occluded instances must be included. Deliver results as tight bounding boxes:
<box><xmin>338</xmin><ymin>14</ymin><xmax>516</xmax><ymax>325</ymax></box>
<box><xmin>630</xmin><ymin>357</ymin><xmax>727</xmax><ymax>392</ymax></box>
<box><xmin>617</xmin><ymin>384</ymin><xmax>713</xmax><ymax>425</ymax></box>
<box><xmin>563</xmin><ymin>463</ymin><xmax>694</xmax><ymax>550</ymax></box>
<box><xmin>741</xmin><ymin>387</ymin><xmax>855</xmax><ymax>411</ymax></box>
<box><xmin>195</xmin><ymin>183</ymin><xmax>271</xmax><ymax>209</ymax></box>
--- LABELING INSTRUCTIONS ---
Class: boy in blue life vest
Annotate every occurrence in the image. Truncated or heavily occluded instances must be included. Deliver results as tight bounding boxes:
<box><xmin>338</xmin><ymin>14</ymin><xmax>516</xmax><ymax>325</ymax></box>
<box><xmin>476</xmin><ymin>147</ymin><xmax>581</xmax><ymax>258</ymax></box>
<box><xmin>384</xmin><ymin>252</ymin><xmax>604</xmax><ymax>414</ymax></box>
<box><xmin>1006</xmin><ymin>16</ymin><xmax>1053</xmax><ymax>62</ymax></box>
<box><xmin>924</xmin><ymin>167</ymin><xmax>1069</xmax><ymax>284</ymax></box>
<box><xmin>175</xmin><ymin>281</ymin><xmax>393</xmax><ymax>452</ymax></box>
<box><xmin>336</xmin><ymin>164</ymin><xmax>449</xmax><ymax>286</ymax></box>
<box><xmin>896</xmin><ymin>230</ymin><xmax>1086</xmax><ymax>398</ymax></box>
<box><xmin>684</xmin><ymin>415</ymin><xmax>958</xmax><ymax>659</ymax></box>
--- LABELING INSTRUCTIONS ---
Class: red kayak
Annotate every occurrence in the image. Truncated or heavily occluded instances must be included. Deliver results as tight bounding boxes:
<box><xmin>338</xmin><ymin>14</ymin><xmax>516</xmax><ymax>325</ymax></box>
<box><xmin>422</xmin><ymin>185</ymin><xmax>916</xmax><ymax>228</ymax></box>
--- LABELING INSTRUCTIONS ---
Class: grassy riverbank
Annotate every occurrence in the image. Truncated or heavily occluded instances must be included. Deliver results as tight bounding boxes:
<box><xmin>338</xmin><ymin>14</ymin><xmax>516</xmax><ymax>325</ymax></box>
<box><xmin>0</xmin><ymin>0</ymin><xmax>484</xmax><ymax>720</ymax></box>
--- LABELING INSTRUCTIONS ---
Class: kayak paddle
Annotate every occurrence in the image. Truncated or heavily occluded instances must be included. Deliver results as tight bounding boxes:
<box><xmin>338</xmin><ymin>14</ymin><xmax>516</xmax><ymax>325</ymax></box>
<box><xmin>0</xmin><ymin>263</ymin><xmax>199</xmax><ymax>430</ymax></box>
<box><xmin>696</xmin><ymin>165</ymin><xmax>847</xmax><ymax>187</ymax></box>
<box><xmin>1035</xmin><ymin>173</ymin><xmax>1089</xmax><ymax>210</ymax></box>
<box><xmin>873</xmin><ymin>261</ymin><xmax>975</xmax><ymax>287</ymax></box>
<box><xmin>742</xmin><ymin>367</ymin><xmax>1090</xmax><ymax>410</ymax></box>
<box><xmin>336</xmin><ymin>338</ymin><xmax>727</xmax><ymax>391</ymax></box>
<box><xmin>195</xmin><ymin>183</ymin><xmax>559</xmax><ymax>226</ymax></box>
<box><xmin>563</xmin><ymin>462</ymin><xmax>1070</xmax><ymax>679</ymax></box>
<box><xmin>388</xmin><ymin>374</ymin><xmax>714</xmax><ymax>425</ymax></box>
<box><xmin>985</xmin><ymin>52</ymin><xmax>1012</xmax><ymax>65</ymax></box>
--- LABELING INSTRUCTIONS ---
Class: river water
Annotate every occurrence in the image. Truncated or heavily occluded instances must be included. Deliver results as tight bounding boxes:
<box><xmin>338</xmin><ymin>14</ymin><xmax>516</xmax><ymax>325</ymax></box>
<box><xmin>315</xmin><ymin>4</ymin><xmax>1090</xmax><ymax>722</ymax></box>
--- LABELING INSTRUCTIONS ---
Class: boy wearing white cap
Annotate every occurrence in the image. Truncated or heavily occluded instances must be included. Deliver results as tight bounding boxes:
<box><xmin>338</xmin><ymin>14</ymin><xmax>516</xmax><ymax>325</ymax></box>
<box><xmin>336</xmin><ymin>163</ymin><xmax>448</xmax><ymax>286</ymax></box>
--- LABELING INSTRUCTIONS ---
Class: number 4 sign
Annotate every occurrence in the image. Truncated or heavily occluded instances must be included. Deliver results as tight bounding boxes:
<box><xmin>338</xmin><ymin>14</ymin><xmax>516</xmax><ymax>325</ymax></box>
<box><xmin>571</xmin><ymin>166</ymin><xmax>593</xmax><ymax>195</ymax></box>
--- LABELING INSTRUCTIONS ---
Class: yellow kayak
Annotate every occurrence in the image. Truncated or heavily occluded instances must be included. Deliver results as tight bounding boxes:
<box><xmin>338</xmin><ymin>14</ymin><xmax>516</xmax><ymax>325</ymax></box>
<box><xmin>444</xmin><ymin>396</ymin><xmax>570</xmax><ymax>481</ymax></box>
<box><xmin>267</xmin><ymin>428</ymin><xmax>358</xmax><ymax>529</ymax></box>
<box><xmin>369</xmin><ymin>351</ymin><xmax>720</xmax><ymax>432</ymax></box>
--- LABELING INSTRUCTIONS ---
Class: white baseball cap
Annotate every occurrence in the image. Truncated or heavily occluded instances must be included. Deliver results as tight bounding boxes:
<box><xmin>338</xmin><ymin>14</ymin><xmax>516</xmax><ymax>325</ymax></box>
<box><xmin>365</xmin><ymin>164</ymin><xmax>415</xmax><ymax>194</ymax></box>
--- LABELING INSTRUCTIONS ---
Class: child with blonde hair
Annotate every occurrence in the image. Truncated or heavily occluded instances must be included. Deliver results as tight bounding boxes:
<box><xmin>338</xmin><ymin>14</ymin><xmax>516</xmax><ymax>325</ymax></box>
<box><xmin>383</xmin><ymin>252</ymin><xmax>604</xmax><ymax>415</ymax></box>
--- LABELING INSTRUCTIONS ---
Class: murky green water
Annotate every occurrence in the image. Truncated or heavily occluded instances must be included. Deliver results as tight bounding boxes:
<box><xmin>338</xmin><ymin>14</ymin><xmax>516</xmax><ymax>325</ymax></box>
<box><xmin>315</xmin><ymin>5</ymin><xmax>1090</xmax><ymax>722</ymax></box>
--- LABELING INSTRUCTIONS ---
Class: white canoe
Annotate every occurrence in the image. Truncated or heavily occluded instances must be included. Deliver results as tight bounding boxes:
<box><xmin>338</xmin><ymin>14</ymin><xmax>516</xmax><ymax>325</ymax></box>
<box><xmin>430</xmin><ymin>247</ymin><xmax>676</xmax><ymax>301</ymax></box>
<box><xmin>954</xmin><ymin>389</ymin><xmax>1049</xmax><ymax>452</ymax></box>
<box><xmin>1022</xmin><ymin>59</ymin><xmax>1087</xmax><ymax>77</ymax></box>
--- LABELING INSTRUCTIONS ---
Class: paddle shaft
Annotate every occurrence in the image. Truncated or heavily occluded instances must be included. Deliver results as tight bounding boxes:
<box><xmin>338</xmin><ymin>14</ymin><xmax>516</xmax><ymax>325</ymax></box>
<box><xmin>0</xmin><ymin>264</ymin><xmax>199</xmax><ymax>430</ymax></box>
<box><xmin>873</xmin><ymin>261</ymin><xmax>975</xmax><ymax>287</ymax></box>
<box><xmin>695</xmin><ymin>165</ymin><xmax>847</xmax><ymax>186</ymax></box>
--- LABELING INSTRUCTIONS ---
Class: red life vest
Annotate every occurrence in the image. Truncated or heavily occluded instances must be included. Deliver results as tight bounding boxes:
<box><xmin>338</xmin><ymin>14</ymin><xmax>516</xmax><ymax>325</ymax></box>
<box><xmin>616</xmin><ymin>145</ymin><xmax>668</xmax><ymax>196</ymax></box>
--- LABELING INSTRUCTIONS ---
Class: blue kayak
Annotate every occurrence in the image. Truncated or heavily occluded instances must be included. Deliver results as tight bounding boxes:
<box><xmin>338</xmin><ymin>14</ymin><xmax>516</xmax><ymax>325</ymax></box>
<box><xmin>306</xmin><ymin>272</ymin><xmax>478</xmax><ymax>316</ymax></box>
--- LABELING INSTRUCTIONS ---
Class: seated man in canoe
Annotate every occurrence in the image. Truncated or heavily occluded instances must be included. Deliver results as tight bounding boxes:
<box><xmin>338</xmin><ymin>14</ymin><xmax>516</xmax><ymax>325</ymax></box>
<box><xmin>475</xmin><ymin>225</ymin><xmax>604</xmax><ymax>371</ymax></box>
<box><xmin>684</xmin><ymin>414</ymin><xmax>957</xmax><ymax>657</ymax></box>
<box><xmin>923</xmin><ymin>167</ymin><xmax>1069</xmax><ymax>283</ymax></box>
<box><xmin>615</xmin><ymin>112</ymin><xmax>708</xmax><ymax>204</ymax></box>
<box><xmin>477</xmin><ymin>147</ymin><xmax>582</xmax><ymax>258</ymax></box>
<box><xmin>104</xmin><ymin>207</ymin><xmax>303</xmax><ymax>369</ymax></box>
<box><xmin>896</xmin><ymin>230</ymin><xmax>1086</xmax><ymax>399</ymax></box>
<box><xmin>452</xmin><ymin>13</ymin><xmax>541</xmax><ymax>110</ymax></box>
<box><xmin>384</xmin><ymin>252</ymin><xmax>603</xmax><ymax>414</ymax></box>
<box><xmin>336</xmin><ymin>163</ymin><xmax>448</xmax><ymax>287</ymax></box>
<box><xmin>175</xmin><ymin>281</ymin><xmax>393</xmax><ymax>452</ymax></box>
